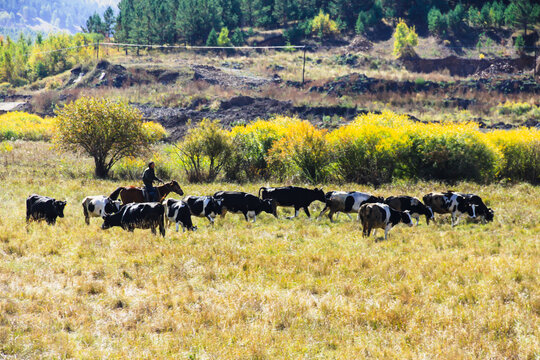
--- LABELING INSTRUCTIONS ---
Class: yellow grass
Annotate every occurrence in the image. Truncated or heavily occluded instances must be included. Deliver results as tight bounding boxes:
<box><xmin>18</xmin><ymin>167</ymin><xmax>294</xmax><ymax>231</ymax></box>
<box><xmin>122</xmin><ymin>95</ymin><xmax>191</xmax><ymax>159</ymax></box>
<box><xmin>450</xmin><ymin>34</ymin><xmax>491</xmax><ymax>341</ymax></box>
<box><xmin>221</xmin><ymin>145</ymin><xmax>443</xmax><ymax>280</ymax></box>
<box><xmin>0</xmin><ymin>142</ymin><xmax>539</xmax><ymax>359</ymax></box>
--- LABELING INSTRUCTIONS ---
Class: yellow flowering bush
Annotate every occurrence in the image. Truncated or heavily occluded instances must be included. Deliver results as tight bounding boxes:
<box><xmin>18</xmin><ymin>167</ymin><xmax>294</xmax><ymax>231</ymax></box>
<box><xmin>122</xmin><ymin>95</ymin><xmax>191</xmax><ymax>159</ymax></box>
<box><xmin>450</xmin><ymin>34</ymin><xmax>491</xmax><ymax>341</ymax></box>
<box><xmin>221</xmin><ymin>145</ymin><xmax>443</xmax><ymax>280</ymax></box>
<box><xmin>486</xmin><ymin>128</ymin><xmax>540</xmax><ymax>183</ymax></box>
<box><xmin>0</xmin><ymin>111</ymin><xmax>55</xmax><ymax>141</ymax></box>
<box><xmin>268</xmin><ymin>119</ymin><xmax>330</xmax><ymax>183</ymax></box>
<box><xmin>328</xmin><ymin>111</ymin><xmax>407</xmax><ymax>184</ymax></box>
<box><xmin>496</xmin><ymin>101</ymin><xmax>536</xmax><ymax>116</ymax></box>
<box><xmin>226</xmin><ymin>117</ymin><xmax>292</xmax><ymax>181</ymax></box>
<box><xmin>142</xmin><ymin>121</ymin><xmax>168</xmax><ymax>143</ymax></box>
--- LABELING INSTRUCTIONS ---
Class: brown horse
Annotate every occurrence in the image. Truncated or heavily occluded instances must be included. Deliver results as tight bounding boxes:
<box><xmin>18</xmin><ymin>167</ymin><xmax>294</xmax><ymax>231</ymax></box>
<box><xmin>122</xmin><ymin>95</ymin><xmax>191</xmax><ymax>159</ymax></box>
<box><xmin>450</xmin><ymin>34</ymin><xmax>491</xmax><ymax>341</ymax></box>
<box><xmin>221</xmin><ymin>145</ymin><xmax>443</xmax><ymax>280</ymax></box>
<box><xmin>109</xmin><ymin>180</ymin><xmax>184</xmax><ymax>204</ymax></box>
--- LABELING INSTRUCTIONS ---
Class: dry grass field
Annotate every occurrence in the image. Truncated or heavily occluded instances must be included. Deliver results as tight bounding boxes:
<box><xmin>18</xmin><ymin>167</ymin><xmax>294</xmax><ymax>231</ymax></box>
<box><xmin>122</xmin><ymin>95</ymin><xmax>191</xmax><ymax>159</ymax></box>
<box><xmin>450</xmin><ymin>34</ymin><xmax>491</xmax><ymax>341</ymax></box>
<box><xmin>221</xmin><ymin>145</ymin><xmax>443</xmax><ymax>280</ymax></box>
<box><xmin>0</xmin><ymin>142</ymin><xmax>539</xmax><ymax>359</ymax></box>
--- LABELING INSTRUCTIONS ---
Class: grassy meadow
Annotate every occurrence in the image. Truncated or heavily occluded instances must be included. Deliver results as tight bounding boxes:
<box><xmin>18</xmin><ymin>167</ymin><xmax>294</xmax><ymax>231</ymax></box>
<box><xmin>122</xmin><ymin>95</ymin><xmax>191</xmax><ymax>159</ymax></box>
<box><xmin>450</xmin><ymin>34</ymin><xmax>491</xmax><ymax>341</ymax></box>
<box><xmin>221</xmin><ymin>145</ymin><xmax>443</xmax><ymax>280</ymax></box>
<box><xmin>0</xmin><ymin>141</ymin><xmax>538</xmax><ymax>359</ymax></box>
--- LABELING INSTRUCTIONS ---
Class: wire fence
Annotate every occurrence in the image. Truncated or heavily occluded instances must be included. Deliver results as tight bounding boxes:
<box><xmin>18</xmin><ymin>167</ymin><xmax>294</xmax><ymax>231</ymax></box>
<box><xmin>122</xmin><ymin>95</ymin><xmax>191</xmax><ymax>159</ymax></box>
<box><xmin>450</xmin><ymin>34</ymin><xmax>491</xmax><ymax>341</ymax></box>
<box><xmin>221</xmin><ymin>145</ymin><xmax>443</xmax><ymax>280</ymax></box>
<box><xmin>29</xmin><ymin>40</ymin><xmax>539</xmax><ymax>80</ymax></box>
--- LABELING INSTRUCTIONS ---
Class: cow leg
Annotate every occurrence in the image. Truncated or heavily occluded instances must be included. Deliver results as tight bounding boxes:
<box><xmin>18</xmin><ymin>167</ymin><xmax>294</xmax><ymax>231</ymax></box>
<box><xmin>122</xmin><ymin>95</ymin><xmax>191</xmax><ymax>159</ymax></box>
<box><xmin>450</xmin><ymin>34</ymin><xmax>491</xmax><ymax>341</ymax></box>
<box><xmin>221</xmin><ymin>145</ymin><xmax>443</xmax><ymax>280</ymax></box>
<box><xmin>345</xmin><ymin>213</ymin><xmax>352</xmax><ymax>220</ymax></box>
<box><xmin>414</xmin><ymin>215</ymin><xmax>419</xmax><ymax>226</ymax></box>
<box><xmin>286</xmin><ymin>208</ymin><xmax>300</xmax><ymax>220</ymax></box>
<box><xmin>252</xmin><ymin>214</ymin><xmax>256</xmax><ymax>223</ymax></box>
<box><xmin>220</xmin><ymin>209</ymin><xmax>227</xmax><ymax>218</ymax></box>
<box><xmin>243</xmin><ymin>211</ymin><xmax>249</xmax><ymax>222</ymax></box>
<box><xmin>206</xmin><ymin>215</ymin><xmax>215</xmax><ymax>225</ymax></box>
<box><xmin>175</xmin><ymin>222</ymin><xmax>180</xmax><ymax>232</ymax></box>
<box><xmin>328</xmin><ymin>210</ymin><xmax>335</xmax><ymax>223</ymax></box>
<box><xmin>384</xmin><ymin>225</ymin><xmax>391</xmax><ymax>241</ymax></box>
<box><xmin>303</xmin><ymin>207</ymin><xmax>311</xmax><ymax>218</ymax></box>
<box><xmin>372</xmin><ymin>229</ymin><xmax>377</xmax><ymax>237</ymax></box>
<box><xmin>159</xmin><ymin>222</ymin><xmax>165</xmax><ymax>237</ymax></box>
<box><xmin>151</xmin><ymin>226</ymin><xmax>156</xmax><ymax>235</ymax></box>
<box><xmin>317</xmin><ymin>205</ymin><xmax>329</xmax><ymax>220</ymax></box>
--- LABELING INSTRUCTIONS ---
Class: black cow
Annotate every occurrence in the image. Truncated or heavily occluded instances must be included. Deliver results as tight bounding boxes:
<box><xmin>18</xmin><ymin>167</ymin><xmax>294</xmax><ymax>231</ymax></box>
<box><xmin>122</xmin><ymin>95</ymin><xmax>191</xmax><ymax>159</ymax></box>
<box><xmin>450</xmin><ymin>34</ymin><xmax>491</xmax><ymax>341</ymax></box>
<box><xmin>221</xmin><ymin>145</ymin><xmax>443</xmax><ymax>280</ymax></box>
<box><xmin>214</xmin><ymin>191</ymin><xmax>274</xmax><ymax>222</ymax></box>
<box><xmin>317</xmin><ymin>191</ymin><xmax>383</xmax><ymax>222</ymax></box>
<box><xmin>164</xmin><ymin>199</ymin><xmax>196</xmax><ymax>232</ymax></box>
<box><xmin>26</xmin><ymin>194</ymin><xmax>66</xmax><ymax>225</ymax></box>
<box><xmin>102</xmin><ymin>202</ymin><xmax>165</xmax><ymax>236</ymax></box>
<box><xmin>384</xmin><ymin>196</ymin><xmax>434</xmax><ymax>225</ymax></box>
<box><xmin>423</xmin><ymin>191</ymin><xmax>481</xmax><ymax>227</ymax></box>
<box><xmin>183</xmin><ymin>195</ymin><xmax>223</xmax><ymax>225</ymax></box>
<box><xmin>358</xmin><ymin>202</ymin><xmax>413</xmax><ymax>240</ymax></box>
<box><xmin>258</xmin><ymin>186</ymin><xmax>325</xmax><ymax>219</ymax></box>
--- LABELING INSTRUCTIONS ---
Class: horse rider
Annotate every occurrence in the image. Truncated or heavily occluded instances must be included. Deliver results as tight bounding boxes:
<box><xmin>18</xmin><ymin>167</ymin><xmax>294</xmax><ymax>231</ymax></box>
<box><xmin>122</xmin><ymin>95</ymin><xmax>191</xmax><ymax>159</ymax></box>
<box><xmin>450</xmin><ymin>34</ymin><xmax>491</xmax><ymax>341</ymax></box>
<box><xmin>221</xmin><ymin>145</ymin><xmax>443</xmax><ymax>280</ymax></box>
<box><xmin>142</xmin><ymin>161</ymin><xmax>163</xmax><ymax>202</ymax></box>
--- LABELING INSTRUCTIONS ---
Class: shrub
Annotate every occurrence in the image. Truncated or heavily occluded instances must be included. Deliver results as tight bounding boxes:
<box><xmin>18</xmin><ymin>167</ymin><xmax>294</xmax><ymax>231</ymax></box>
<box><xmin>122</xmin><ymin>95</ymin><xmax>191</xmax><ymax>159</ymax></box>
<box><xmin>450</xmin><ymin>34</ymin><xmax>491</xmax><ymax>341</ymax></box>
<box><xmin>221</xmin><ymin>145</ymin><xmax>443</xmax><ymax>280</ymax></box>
<box><xmin>487</xmin><ymin>128</ymin><xmax>540</xmax><ymax>184</ymax></box>
<box><xmin>311</xmin><ymin>11</ymin><xmax>340</xmax><ymax>39</ymax></box>
<box><xmin>225</xmin><ymin>118</ymin><xmax>291</xmax><ymax>182</ymax></box>
<box><xmin>393</xmin><ymin>20</ymin><xmax>418</xmax><ymax>58</ymax></box>
<box><xmin>174</xmin><ymin>119</ymin><xmax>232</xmax><ymax>183</ymax></box>
<box><xmin>496</xmin><ymin>100</ymin><xmax>534</xmax><ymax>115</ymax></box>
<box><xmin>400</xmin><ymin>122</ymin><xmax>500</xmax><ymax>183</ymax></box>
<box><xmin>328</xmin><ymin>112</ymin><xmax>403</xmax><ymax>184</ymax></box>
<box><xmin>217</xmin><ymin>27</ymin><xmax>231</xmax><ymax>47</ymax></box>
<box><xmin>268</xmin><ymin>120</ymin><xmax>330</xmax><ymax>184</ymax></box>
<box><xmin>0</xmin><ymin>111</ymin><xmax>55</xmax><ymax>141</ymax></box>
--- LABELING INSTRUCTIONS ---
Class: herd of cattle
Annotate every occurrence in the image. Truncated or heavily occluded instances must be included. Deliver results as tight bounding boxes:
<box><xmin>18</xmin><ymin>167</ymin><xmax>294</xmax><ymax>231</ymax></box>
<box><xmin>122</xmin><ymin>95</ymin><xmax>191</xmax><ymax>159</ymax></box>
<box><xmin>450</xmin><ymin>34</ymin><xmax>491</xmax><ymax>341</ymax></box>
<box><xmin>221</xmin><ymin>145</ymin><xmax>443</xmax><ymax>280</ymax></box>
<box><xmin>25</xmin><ymin>185</ymin><xmax>494</xmax><ymax>240</ymax></box>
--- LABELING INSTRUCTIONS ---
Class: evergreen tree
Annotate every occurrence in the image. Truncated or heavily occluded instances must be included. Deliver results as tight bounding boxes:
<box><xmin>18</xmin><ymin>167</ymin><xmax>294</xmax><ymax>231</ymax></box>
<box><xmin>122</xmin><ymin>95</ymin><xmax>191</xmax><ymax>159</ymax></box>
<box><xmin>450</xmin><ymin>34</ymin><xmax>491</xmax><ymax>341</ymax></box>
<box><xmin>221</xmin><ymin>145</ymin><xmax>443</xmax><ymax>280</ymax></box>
<box><xmin>103</xmin><ymin>7</ymin><xmax>116</xmax><ymax>38</ymax></box>
<box><xmin>505</xmin><ymin>0</ymin><xmax>540</xmax><ymax>35</ymax></box>
<box><xmin>206</xmin><ymin>28</ymin><xmax>218</xmax><ymax>46</ymax></box>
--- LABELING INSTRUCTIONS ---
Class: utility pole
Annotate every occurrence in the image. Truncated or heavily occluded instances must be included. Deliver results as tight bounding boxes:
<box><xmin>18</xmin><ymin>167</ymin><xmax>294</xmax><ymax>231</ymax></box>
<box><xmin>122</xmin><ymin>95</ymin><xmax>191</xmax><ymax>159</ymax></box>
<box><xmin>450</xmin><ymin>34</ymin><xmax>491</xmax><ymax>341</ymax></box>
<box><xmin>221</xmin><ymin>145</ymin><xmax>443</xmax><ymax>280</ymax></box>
<box><xmin>302</xmin><ymin>46</ymin><xmax>307</xmax><ymax>85</ymax></box>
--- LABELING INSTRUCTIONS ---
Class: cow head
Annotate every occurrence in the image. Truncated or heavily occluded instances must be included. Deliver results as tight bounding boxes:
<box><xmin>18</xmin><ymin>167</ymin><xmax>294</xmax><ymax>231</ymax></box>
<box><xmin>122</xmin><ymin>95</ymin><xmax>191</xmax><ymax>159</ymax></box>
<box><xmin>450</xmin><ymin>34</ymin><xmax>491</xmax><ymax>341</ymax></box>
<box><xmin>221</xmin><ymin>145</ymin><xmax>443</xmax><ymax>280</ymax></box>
<box><xmin>313</xmin><ymin>188</ymin><xmax>326</xmax><ymax>202</ymax></box>
<box><xmin>101</xmin><ymin>214</ymin><xmax>114</xmax><ymax>229</ymax></box>
<box><xmin>401</xmin><ymin>210</ymin><xmax>413</xmax><ymax>227</ymax></box>
<box><xmin>261</xmin><ymin>199</ymin><xmax>275</xmax><ymax>215</ymax></box>
<box><xmin>54</xmin><ymin>200</ymin><xmax>67</xmax><ymax>218</ymax></box>
<box><xmin>169</xmin><ymin>180</ymin><xmax>184</xmax><ymax>196</ymax></box>
<box><xmin>104</xmin><ymin>198</ymin><xmax>122</xmax><ymax>214</ymax></box>
<box><xmin>101</xmin><ymin>208</ymin><xmax>123</xmax><ymax>230</ymax></box>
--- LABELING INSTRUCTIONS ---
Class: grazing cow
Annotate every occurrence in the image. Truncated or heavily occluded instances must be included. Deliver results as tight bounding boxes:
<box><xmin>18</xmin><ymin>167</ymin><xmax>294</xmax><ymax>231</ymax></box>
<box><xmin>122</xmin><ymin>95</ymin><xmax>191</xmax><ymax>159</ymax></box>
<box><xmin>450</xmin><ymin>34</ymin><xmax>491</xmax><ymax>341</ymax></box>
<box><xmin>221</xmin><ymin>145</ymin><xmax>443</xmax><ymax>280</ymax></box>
<box><xmin>423</xmin><ymin>191</ymin><xmax>481</xmax><ymax>227</ymax></box>
<box><xmin>358</xmin><ymin>202</ymin><xmax>413</xmax><ymax>240</ymax></box>
<box><xmin>317</xmin><ymin>191</ymin><xmax>383</xmax><ymax>222</ymax></box>
<box><xmin>26</xmin><ymin>194</ymin><xmax>66</xmax><ymax>225</ymax></box>
<box><xmin>258</xmin><ymin>186</ymin><xmax>326</xmax><ymax>218</ymax></box>
<box><xmin>214</xmin><ymin>191</ymin><xmax>274</xmax><ymax>222</ymax></box>
<box><xmin>102</xmin><ymin>202</ymin><xmax>165</xmax><ymax>236</ymax></box>
<box><xmin>82</xmin><ymin>195</ymin><xmax>121</xmax><ymax>225</ymax></box>
<box><xmin>183</xmin><ymin>195</ymin><xmax>223</xmax><ymax>225</ymax></box>
<box><xmin>384</xmin><ymin>195</ymin><xmax>434</xmax><ymax>225</ymax></box>
<box><xmin>164</xmin><ymin>199</ymin><xmax>196</xmax><ymax>232</ymax></box>
<box><xmin>459</xmin><ymin>193</ymin><xmax>494</xmax><ymax>223</ymax></box>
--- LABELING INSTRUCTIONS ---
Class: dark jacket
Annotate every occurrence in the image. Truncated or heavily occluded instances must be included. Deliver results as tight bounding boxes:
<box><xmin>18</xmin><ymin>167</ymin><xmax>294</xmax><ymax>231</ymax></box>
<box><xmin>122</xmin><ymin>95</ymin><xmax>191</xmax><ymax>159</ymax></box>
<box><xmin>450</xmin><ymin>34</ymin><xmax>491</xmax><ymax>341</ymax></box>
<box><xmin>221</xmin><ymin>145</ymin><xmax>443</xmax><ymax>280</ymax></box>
<box><xmin>142</xmin><ymin>167</ymin><xmax>162</xmax><ymax>188</ymax></box>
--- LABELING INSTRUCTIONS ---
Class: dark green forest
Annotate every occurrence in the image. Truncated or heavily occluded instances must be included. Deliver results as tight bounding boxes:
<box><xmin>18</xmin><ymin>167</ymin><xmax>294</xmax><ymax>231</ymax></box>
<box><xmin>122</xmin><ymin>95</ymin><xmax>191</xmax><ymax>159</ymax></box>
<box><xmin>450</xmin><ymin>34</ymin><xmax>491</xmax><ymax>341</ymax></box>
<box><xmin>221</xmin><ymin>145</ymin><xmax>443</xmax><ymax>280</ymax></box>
<box><xmin>109</xmin><ymin>0</ymin><xmax>540</xmax><ymax>45</ymax></box>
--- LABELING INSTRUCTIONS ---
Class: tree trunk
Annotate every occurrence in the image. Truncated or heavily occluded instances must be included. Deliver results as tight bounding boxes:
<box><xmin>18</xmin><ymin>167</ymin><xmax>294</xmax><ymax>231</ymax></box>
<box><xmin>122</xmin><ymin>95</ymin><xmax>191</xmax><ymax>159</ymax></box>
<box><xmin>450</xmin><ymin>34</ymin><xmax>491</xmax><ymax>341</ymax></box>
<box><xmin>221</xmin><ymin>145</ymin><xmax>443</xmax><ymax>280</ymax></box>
<box><xmin>94</xmin><ymin>157</ymin><xmax>109</xmax><ymax>178</ymax></box>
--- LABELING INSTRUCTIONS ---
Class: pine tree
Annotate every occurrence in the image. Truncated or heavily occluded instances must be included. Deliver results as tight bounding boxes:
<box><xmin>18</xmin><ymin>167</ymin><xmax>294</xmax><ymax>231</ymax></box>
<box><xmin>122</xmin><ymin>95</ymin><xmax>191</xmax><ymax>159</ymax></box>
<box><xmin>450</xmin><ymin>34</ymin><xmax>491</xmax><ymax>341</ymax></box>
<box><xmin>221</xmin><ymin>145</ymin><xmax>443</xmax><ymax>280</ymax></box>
<box><xmin>206</xmin><ymin>28</ymin><xmax>218</xmax><ymax>46</ymax></box>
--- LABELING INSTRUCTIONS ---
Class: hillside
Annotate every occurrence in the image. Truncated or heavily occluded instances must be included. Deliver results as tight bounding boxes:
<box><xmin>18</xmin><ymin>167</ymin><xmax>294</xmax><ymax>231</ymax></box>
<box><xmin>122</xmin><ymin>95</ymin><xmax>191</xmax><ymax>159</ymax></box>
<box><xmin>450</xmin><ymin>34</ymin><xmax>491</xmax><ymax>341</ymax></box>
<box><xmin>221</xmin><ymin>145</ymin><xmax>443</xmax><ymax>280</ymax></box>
<box><xmin>0</xmin><ymin>0</ymin><xmax>119</xmax><ymax>35</ymax></box>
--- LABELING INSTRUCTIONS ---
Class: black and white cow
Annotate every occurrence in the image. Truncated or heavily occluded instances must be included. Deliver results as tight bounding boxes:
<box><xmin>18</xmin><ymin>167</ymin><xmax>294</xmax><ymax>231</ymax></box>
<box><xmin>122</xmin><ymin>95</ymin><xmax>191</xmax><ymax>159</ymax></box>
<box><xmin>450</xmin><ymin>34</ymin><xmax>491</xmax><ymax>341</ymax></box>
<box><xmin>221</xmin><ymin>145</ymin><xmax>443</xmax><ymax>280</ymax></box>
<box><xmin>358</xmin><ymin>202</ymin><xmax>413</xmax><ymax>240</ymax></box>
<box><xmin>459</xmin><ymin>192</ymin><xmax>494</xmax><ymax>223</ymax></box>
<box><xmin>317</xmin><ymin>191</ymin><xmax>383</xmax><ymax>222</ymax></box>
<box><xmin>384</xmin><ymin>195</ymin><xmax>434</xmax><ymax>225</ymax></box>
<box><xmin>26</xmin><ymin>194</ymin><xmax>67</xmax><ymax>225</ymax></box>
<box><xmin>423</xmin><ymin>191</ymin><xmax>492</xmax><ymax>227</ymax></box>
<box><xmin>164</xmin><ymin>199</ymin><xmax>196</xmax><ymax>232</ymax></box>
<box><xmin>82</xmin><ymin>195</ymin><xmax>122</xmax><ymax>225</ymax></box>
<box><xmin>183</xmin><ymin>195</ymin><xmax>223</xmax><ymax>225</ymax></box>
<box><xmin>102</xmin><ymin>202</ymin><xmax>165</xmax><ymax>236</ymax></box>
<box><xmin>258</xmin><ymin>186</ymin><xmax>326</xmax><ymax>218</ymax></box>
<box><xmin>214</xmin><ymin>191</ymin><xmax>274</xmax><ymax>222</ymax></box>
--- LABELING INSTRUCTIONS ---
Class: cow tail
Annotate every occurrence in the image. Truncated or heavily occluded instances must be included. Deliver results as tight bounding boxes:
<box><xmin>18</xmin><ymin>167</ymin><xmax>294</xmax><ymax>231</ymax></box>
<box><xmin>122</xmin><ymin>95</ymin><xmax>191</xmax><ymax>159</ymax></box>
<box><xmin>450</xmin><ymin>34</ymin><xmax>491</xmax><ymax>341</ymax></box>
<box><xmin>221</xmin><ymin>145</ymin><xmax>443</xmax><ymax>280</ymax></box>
<box><xmin>109</xmin><ymin>187</ymin><xmax>124</xmax><ymax>200</ymax></box>
<box><xmin>258</xmin><ymin>187</ymin><xmax>266</xmax><ymax>198</ymax></box>
<box><xmin>159</xmin><ymin>205</ymin><xmax>166</xmax><ymax>236</ymax></box>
